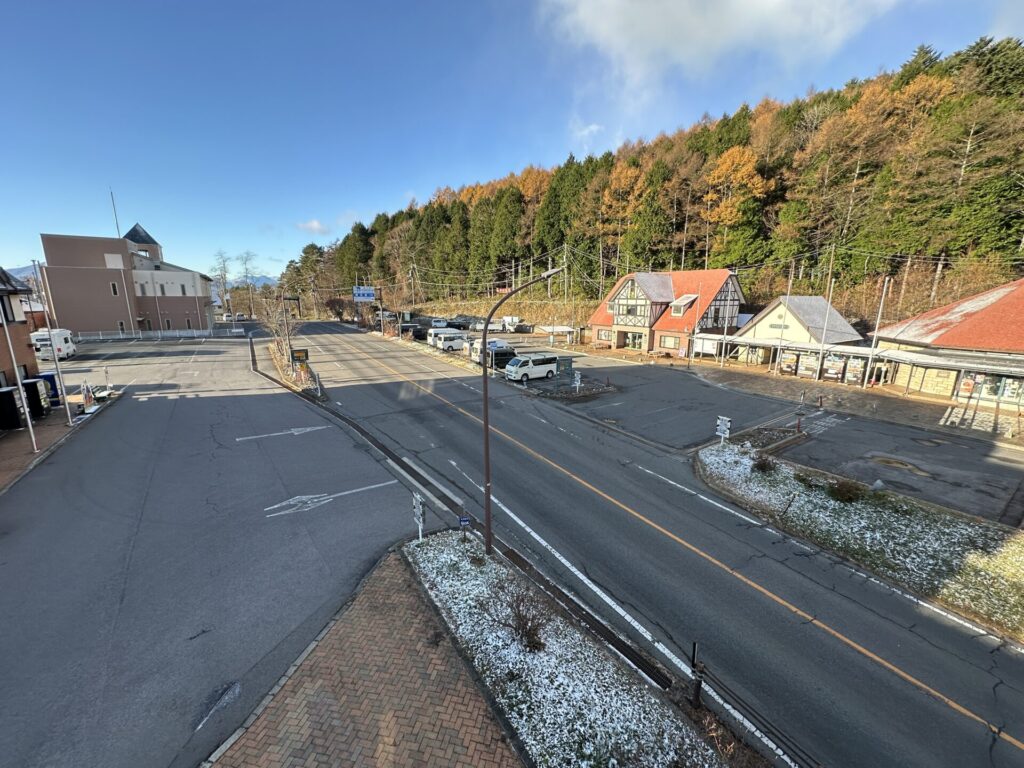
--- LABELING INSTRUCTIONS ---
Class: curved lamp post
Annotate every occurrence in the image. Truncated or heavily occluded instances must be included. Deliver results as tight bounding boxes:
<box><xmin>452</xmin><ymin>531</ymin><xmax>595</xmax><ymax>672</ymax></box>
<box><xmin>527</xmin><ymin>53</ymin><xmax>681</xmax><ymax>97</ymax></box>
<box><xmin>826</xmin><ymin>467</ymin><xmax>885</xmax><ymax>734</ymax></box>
<box><xmin>481</xmin><ymin>266</ymin><xmax>563</xmax><ymax>555</ymax></box>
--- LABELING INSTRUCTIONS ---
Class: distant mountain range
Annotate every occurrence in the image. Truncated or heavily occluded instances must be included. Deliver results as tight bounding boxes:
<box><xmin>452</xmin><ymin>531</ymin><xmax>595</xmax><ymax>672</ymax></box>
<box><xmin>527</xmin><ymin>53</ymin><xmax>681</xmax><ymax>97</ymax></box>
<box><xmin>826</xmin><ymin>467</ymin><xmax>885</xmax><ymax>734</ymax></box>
<box><xmin>6</xmin><ymin>265</ymin><xmax>37</xmax><ymax>280</ymax></box>
<box><xmin>4</xmin><ymin>264</ymin><xmax>276</xmax><ymax>288</ymax></box>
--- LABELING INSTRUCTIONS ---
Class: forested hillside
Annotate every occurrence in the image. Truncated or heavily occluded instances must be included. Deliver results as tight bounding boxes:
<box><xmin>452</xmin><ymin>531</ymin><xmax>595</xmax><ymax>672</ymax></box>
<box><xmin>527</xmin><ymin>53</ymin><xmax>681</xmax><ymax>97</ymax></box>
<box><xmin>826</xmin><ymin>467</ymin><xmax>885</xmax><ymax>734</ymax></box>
<box><xmin>282</xmin><ymin>37</ymin><xmax>1024</xmax><ymax>325</ymax></box>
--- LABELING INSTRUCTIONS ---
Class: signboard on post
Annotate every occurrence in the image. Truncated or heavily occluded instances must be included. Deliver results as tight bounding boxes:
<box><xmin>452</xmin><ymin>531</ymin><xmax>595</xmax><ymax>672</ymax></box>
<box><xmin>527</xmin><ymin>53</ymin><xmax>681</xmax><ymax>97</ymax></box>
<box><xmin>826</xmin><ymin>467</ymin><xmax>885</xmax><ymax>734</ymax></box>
<box><xmin>715</xmin><ymin>415</ymin><xmax>731</xmax><ymax>445</ymax></box>
<box><xmin>353</xmin><ymin>285</ymin><xmax>377</xmax><ymax>303</ymax></box>
<box><xmin>291</xmin><ymin>348</ymin><xmax>309</xmax><ymax>363</ymax></box>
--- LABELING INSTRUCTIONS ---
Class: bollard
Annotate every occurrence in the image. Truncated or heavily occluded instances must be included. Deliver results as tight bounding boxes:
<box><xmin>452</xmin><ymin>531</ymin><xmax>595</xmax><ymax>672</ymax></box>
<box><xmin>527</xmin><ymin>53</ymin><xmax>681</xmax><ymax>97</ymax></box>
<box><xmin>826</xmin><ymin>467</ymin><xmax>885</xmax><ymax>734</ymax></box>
<box><xmin>690</xmin><ymin>641</ymin><xmax>704</xmax><ymax>707</ymax></box>
<box><xmin>796</xmin><ymin>417</ymin><xmax>802</xmax><ymax>433</ymax></box>
<box><xmin>818</xmin><ymin>394</ymin><xmax>823</xmax><ymax>408</ymax></box>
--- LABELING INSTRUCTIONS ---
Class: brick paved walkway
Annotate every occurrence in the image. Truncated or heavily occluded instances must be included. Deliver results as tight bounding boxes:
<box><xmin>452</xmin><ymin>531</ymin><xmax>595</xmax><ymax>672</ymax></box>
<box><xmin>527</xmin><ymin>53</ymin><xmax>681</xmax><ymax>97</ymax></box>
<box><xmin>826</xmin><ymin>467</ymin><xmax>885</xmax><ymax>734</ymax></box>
<box><xmin>210</xmin><ymin>553</ymin><xmax>522</xmax><ymax>768</ymax></box>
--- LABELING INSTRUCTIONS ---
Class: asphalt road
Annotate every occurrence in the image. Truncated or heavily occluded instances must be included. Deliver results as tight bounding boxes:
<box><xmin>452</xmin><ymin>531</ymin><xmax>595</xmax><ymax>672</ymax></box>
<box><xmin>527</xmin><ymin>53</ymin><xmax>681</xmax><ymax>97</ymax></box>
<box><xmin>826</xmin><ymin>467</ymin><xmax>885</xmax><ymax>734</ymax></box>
<box><xmin>0</xmin><ymin>337</ymin><xmax>437</xmax><ymax>768</ymax></box>
<box><xmin>295</xmin><ymin>321</ymin><xmax>1024</xmax><ymax>768</ymax></box>
<box><xmin>780</xmin><ymin>410</ymin><xmax>1024</xmax><ymax>526</ymax></box>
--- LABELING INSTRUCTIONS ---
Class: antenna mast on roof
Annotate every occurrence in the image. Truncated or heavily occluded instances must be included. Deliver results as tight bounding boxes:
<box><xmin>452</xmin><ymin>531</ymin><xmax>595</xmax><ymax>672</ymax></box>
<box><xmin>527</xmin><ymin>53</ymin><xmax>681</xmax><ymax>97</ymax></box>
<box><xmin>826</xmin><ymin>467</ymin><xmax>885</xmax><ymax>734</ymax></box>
<box><xmin>110</xmin><ymin>188</ymin><xmax>121</xmax><ymax>237</ymax></box>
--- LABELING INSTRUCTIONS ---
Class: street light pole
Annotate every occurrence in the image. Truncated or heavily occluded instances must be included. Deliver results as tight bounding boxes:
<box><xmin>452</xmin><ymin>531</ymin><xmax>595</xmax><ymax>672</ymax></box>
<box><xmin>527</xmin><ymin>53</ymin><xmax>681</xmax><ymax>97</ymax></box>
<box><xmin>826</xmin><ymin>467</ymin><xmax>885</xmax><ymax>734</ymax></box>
<box><xmin>481</xmin><ymin>265</ymin><xmax>563</xmax><ymax>555</ymax></box>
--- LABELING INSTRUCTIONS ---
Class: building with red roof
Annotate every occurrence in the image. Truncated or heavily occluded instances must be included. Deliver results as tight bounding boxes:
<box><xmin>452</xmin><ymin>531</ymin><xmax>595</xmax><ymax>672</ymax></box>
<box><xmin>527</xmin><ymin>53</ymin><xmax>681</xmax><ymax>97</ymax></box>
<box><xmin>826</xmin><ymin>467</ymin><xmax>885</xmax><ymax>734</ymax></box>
<box><xmin>872</xmin><ymin>277</ymin><xmax>1024</xmax><ymax>404</ymax></box>
<box><xmin>587</xmin><ymin>269</ymin><xmax>743</xmax><ymax>354</ymax></box>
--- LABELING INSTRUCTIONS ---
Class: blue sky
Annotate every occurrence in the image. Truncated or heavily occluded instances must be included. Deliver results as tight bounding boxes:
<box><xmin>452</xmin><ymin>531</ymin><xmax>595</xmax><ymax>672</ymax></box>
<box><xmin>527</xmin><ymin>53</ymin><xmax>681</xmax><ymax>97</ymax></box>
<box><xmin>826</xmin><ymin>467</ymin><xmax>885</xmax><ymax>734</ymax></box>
<box><xmin>1</xmin><ymin>0</ymin><xmax>1021</xmax><ymax>276</ymax></box>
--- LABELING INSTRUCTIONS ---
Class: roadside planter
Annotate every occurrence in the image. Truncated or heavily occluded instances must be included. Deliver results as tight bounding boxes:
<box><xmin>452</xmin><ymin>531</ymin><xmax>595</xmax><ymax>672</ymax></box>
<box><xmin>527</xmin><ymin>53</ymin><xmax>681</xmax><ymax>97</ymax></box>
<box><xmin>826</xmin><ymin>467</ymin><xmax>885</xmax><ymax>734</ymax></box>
<box><xmin>697</xmin><ymin>443</ymin><xmax>1024</xmax><ymax>642</ymax></box>
<box><xmin>405</xmin><ymin>531</ymin><xmax>722</xmax><ymax>768</ymax></box>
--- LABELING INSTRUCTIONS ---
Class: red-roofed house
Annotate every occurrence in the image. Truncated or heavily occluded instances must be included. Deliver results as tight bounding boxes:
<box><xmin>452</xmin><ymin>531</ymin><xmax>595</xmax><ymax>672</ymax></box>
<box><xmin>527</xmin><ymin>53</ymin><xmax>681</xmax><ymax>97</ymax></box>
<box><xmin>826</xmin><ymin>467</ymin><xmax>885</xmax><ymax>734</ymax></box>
<box><xmin>587</xmin><ymin>269</ymin><xmax>743</xmax><ymax>354</ymax></box>
<box><xmin>873</xmin><ymin>277</ymin><xmax>1024</xmax><ymax>403</ymax></box>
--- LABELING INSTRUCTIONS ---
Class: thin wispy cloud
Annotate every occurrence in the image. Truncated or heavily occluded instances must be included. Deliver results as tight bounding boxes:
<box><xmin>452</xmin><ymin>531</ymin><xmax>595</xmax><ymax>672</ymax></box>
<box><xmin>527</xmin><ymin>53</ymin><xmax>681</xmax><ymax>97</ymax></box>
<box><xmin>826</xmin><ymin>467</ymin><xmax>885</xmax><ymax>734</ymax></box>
<box><xmin>296</xmin><ymin>219</ymin><xmax>330</xmax><ymax>235</ymax></box>
<box><xmin>542</xmin><ymin>0</ymin><xmax>904</xmax><ymax>86</ymax></box>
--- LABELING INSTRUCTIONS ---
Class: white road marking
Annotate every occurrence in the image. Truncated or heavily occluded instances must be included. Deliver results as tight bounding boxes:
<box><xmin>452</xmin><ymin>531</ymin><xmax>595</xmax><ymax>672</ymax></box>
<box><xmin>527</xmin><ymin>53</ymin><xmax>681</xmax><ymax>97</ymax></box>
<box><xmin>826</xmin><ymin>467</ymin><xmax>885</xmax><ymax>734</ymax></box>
<box><xmin>445</xmin><ymin>457</ymin><xmax>796</xmax><ymax>766</ymax></box>
<box><xmin>264</xmin><ymin>480</ymin><xmax>398</xmax><ymax>518</ymax></box>
<box><xmin>402</xmin><ymin>456</ymin><xmax>464</xmax><ymax>507</ymax></box>
<box><xmin>235</xmin><ymin>426</ymin><xmax>329</xmax><ymax>442</ymax></box>
<box><xmin>525</xmin><ymin>413</ymin><xmax>548</xmax><ymax>424</ymax></box>
<box><xmin>589</xmin><ymin>401</ymin><xmax>624</xmax><ymax>410</ymax></box>
<box><xmin>637</xmin><ymin>466</ymin><xmax>761</xmax><ymax>525</ymax></box>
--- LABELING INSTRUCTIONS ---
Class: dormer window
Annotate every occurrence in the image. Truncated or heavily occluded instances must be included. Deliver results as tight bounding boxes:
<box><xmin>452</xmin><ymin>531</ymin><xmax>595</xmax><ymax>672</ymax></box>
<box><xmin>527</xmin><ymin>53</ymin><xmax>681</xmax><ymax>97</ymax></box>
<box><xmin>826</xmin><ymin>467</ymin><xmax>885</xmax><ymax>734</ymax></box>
<box><xmin>671</xmin><ymin>305</ymin><xmax>684</xmax><ymax>317</ymax></box>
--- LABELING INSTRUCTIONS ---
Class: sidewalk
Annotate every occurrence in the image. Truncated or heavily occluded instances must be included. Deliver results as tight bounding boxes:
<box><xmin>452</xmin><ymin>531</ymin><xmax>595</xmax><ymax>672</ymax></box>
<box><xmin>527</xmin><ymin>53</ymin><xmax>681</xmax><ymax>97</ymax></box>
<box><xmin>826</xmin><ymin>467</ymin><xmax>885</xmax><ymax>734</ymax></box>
<box><xmin>207</xmin><ymin>552</ymin><xmax>523</xmax><ymax>768</ymax></box>
<box><xmin>0</xmin><ymin>411</ymin><xmax>80</xmax><ymax>493</ymax></box>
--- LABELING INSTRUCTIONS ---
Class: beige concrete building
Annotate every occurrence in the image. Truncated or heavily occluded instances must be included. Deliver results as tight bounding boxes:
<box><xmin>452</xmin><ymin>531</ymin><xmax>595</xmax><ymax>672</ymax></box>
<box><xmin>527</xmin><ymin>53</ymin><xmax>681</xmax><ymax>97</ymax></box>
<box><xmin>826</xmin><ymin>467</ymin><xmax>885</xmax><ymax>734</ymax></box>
<box><xmin>40</xmin><ymin>224</ymin><xmax>214</xmax><ymax>334</ymax></box>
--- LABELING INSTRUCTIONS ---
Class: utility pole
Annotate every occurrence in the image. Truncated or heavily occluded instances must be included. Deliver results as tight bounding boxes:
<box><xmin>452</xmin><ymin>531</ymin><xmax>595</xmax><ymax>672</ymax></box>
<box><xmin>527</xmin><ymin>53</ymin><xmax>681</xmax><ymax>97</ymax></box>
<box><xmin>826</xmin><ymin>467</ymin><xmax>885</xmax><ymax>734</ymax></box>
<box><xmin>862</xmin><ymin>276</ymin><xmax>891</xmax><ymax>389</ymax></box>
<box><xmin>32</xmin><ymin>260</ymin><xmax>73</xmax><ymax>426</ymax></box>
<box><xmin>815</xmin><ymin>277</ymin><xmax>836</xmax><ymax>381</ymax></box>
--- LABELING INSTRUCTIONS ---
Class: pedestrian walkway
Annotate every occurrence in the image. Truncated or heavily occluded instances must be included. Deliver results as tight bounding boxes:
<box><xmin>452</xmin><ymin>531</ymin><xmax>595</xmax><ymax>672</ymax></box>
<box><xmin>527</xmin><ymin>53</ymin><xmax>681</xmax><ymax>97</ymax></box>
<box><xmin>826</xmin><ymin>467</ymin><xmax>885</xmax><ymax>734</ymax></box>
<box><xmin>207</xmin><ymin>553</ymin><xmax>523</xmax><ymax>768</ymax></box>
<box><xmin>0</xmin><ymin>411</ymin><xmax>79</xmax><ymax>493</ymax></box>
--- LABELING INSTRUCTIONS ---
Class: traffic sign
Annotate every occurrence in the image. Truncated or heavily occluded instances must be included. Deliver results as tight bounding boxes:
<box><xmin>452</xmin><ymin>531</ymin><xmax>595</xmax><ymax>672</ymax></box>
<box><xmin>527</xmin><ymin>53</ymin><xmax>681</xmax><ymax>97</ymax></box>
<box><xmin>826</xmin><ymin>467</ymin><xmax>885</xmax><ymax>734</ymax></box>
<box><xmin>715</xmin><ymin>415</ymin><xmax>731</xmax><ymax>445</ymax></box>
<box><xmin>459</xmin><ymin>515</ymin><xmax>470</xmax><ymax>527</ymax></box>
<box><xmin>291</xmin><ymin>348</ymin><xmax>309</xmax><ymax>362</ymax></box>
<box><xmin>353</xmin><ymin>285</ymin><xmax>377</xmax><ymax>303</ymax></box>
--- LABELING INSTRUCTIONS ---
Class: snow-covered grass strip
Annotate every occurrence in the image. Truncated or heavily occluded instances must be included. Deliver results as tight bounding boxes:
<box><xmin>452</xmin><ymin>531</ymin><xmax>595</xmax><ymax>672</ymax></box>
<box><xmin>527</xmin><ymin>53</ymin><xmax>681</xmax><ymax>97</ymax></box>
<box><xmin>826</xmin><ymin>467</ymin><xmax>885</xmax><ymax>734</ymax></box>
<box><xmin>406</xmin><ymin>531</ymin><xmax>722</xmax><ymax>768</ymax></box>
<box><xmin>698</xmin><ymin>443</ymin><xmax>1024</xmax><ymax>643</ymax></box>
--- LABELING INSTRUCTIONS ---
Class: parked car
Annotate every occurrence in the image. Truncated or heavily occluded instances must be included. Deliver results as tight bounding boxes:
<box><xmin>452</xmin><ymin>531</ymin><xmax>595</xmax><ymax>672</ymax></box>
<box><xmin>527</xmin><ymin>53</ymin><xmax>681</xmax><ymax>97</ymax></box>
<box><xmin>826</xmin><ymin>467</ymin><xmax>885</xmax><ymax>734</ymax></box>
<box><xmin>434</xmin><ymin>331</ymin><xmax>468</xmax><ymax>352</ymax></box>
<box><xmin>504</xmin><ymin>354</ymin><xmax>558</xmax><ymax>383</ymax></box>
<box><xmin>235</xmin><ymin>312</ymin><xmax>247</xmax><ymax>321</ymax></box>
<box><xmin>430</xmin><ymin>318</ymin><xmax>447</xmax><ymax>328</ymax></box>
<box><xmin>446</xmin><ymin>315</ymin><xmax>474</xmax><ymax>330</ymax></box>
<box><xmin>470</xmin><ymin>337</ymin><xmax>511</xmax><ymax>363</ymax></box>
<box><xmin>400</xmin><ymin>323</ymin><xmax>427</xmax><ymax>340</ymax></box>
<box><xmin>31</xmin><ymin>329</ymin><xmax>76</xmax><ymax>360</ymax></box>
<box><xmin>221</xmin><ymin>312</ymin><xmax>233</xmax><ymax>322</ymax></box>
<box><xmin>486</xmin><ymin>346</ymin><xmax>517</xmax><ymax>370</ymax></box>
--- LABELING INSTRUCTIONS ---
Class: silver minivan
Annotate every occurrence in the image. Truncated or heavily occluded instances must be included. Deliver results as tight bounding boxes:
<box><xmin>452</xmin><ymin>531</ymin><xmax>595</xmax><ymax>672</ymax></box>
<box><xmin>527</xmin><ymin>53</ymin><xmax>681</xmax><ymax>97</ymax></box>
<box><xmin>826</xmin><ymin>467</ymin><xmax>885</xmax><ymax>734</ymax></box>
<box><xmin>504</xmin><ymin>354</ymin><xmax>557</xmax><ymax>383</ymax></box>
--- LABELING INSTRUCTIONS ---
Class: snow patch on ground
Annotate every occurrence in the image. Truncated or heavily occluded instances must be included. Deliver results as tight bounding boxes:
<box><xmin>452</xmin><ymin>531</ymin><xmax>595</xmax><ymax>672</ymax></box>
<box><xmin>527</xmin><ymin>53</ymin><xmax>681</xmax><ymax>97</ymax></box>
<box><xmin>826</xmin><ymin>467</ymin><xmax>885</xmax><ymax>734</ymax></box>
<box><xmin>406</xmin><ymin>531</ymin><xmax>722</xmax><ymax>768</ymax></box>
<box><xmin>699</xmin><ymin>443</ymin><xmax>1024</xmax><ymax>640</ymax></box>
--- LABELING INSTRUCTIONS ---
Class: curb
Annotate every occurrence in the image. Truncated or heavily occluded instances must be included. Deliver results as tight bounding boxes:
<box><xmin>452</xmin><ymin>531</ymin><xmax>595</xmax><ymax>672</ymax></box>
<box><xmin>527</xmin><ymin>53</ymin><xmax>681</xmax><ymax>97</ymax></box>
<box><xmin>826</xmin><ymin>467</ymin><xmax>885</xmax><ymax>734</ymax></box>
<box><xmin>0</xmin><ymin>394</ymin><xmax>123</xmax><ymax>500</ymax></box>
<box><xmin>399</xmin><ymin>542</ymin><xmax>536</xmax><ymax>768</ymax></box>
<box><xmin>201</xmin><ymin>547</ymin><xmax>405</xmax><ymax>767</ymax></box>
<box><xmin>692</xmin><ymin>448</ymin><xmax>1024</xmax><ymax>653</ymax></box>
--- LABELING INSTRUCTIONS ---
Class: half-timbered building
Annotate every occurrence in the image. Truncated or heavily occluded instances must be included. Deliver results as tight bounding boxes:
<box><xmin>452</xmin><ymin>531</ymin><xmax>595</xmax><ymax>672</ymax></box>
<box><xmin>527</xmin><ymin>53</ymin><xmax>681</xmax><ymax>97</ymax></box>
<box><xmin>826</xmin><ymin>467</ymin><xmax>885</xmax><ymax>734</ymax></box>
<box><xmin>587</xmin><ymin>269</ymin><xmax>744</xmax><ymax>354</ymax></box>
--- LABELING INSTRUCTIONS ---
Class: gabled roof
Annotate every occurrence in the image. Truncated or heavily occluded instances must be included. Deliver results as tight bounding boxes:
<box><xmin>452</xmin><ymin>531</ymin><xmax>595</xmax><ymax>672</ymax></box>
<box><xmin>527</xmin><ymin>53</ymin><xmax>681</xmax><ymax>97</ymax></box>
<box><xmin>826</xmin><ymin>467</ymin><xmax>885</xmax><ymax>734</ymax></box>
<box><xmin>0</xmin><ymin>267</ymin><xmax>32</xmax><ymax>295</ymax></box>
<box><xmin>588</xmin><ymin>270</ymin><xmax>735</xmax><ymax>331</ymax></box>
<box><xmin>123</xmin><ymin>223</ymin><xmax>158</xmax><ymax>245</ymax></box>
<box><xmin>738</xmin><ymin>295</ymin><xmax>862</xmax><ymax>345</ymax></box>
<box><xmin>874</xmin><ymin>277</ymin><xmax>1024</xmax><ymax>353</ymax></box>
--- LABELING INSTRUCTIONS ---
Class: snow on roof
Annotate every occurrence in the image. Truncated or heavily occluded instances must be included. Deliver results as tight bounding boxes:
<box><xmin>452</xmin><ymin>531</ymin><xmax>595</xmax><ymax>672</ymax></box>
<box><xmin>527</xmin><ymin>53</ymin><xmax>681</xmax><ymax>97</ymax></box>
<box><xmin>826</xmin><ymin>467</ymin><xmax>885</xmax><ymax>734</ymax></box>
<box><xmin>874</xmin><ymin>277</ymin><xmax>1024</xmax><ymax>353</ymax></box>
<box><xmin>633</xmin><ymin>272</ymin><xmax>675</xmax><ymax>303</ymax></box>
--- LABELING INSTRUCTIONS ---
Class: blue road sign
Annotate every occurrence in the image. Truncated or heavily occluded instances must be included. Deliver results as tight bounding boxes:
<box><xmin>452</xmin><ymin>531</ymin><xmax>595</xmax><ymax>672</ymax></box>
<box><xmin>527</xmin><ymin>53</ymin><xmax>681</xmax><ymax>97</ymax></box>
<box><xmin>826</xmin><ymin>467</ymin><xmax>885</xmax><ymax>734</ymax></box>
<box><xmin>459</xmin><ymin>516</ymin><xmax>471</xmax><ymax>527</ymax></box>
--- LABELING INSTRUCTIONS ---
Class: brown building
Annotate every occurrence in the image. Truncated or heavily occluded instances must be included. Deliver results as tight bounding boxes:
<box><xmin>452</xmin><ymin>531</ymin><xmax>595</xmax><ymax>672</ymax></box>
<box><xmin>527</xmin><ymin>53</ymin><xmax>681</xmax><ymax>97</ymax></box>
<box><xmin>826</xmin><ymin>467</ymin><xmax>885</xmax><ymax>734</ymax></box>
<box><xmin>588</xmin><ymin>269</ymin><xmax>743</xmax><ymax>353</ymax></box>
<box><xmin>0</xmin><ymin>268</ymin><xmax>40</xmax><ymax>387</ymax></box>
<box><xmin>40</xmin><ymin>223</ymin><xmax>214</xmax><ymax>334</ymax></box>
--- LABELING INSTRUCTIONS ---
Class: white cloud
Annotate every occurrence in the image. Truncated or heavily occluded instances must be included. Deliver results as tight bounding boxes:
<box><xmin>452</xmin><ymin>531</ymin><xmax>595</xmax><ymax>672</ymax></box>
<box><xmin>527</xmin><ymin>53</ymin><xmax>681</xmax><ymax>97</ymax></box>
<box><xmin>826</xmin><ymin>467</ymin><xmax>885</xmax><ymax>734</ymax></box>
<box><xmin>541</xmin><ymin>0</ymin><xmax>903</xmax><ymax>86</ymax></box>
<box><xmin>296</xmin><ymin>218</ymin><xmax>330</xmax><ymax>235</ymax></box>
<box><xmin>569</xmin><ymin>115</ymin><xmax>605</xmax><ymax>152</ymax></box>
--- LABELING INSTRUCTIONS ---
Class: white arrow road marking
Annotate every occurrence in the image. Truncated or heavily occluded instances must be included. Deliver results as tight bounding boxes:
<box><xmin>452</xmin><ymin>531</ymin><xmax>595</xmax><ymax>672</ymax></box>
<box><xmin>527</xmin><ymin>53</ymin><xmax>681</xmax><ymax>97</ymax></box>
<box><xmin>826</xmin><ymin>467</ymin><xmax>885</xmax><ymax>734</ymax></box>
<box><xmin>264</xmin><ymin>480</ymin><xmax>398</xmax><ymax>518</ymax></box>
<box><xmin>235</xmin><ymin>426</ymin><xmax>329</xmax><ymax>442</ymax></box>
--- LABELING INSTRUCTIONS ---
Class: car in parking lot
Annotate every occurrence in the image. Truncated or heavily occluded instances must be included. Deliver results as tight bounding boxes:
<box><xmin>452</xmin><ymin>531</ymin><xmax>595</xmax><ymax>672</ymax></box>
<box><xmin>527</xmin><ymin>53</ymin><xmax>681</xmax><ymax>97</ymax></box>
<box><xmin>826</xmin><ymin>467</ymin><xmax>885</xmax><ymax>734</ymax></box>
<box><xmin>430</xmin><ymin>318</ymin><xmax>447</xmax><ymax>328</ymax></box>
<box><xmin>400</xmin><ymin>323</ymin><xmax>427</xmax><ymax>340</ymax></box>
<box><xmin>504</xmin><ymin>353</ymin><xmax>558</xmax><ymax>383</ymax></box>
<box><xmin>235</xmin><ymin>312</ymin><xmax>247</xmax><ymax>321</ymax></box>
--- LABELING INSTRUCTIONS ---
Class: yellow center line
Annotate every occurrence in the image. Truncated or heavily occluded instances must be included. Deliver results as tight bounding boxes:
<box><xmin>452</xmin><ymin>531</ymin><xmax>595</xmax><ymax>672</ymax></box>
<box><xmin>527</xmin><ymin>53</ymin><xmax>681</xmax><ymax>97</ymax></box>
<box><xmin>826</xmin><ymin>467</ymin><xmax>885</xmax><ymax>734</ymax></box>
<box><xmin>326</xmin><ymin>331</ymin><xmax>1024</xmax><ymax>752</ymax></box>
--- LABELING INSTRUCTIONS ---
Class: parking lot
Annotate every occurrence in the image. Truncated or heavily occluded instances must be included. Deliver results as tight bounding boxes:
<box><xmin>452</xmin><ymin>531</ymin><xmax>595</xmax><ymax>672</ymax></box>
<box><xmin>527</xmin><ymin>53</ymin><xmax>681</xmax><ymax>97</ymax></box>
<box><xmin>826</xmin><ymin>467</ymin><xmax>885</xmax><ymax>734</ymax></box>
<box><xmin>3</xmin><ymin>335</ymin><xmax>435</xmax><ymax>768</ymax></box>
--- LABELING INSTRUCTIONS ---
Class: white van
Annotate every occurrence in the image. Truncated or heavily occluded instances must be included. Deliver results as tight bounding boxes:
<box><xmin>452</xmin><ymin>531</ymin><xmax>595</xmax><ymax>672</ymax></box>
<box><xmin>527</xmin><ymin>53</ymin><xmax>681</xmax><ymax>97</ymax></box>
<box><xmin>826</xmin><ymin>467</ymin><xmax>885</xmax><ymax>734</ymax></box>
<box><xmin>435</xmin><ymin>331</ymin><xmax>468</xmax><ymax>352</ymax></box>
<box><xmin>504</xmin><ymin>354</ymin><xmax>558</xmax><ymax>383</ymax></box>
<box><xmin>426</xmin><ymin>327</ymin><xmax>450</xmax><ymax>346</ymax></box>
<box><xmin>469</xmin><ymin>338</ymin><xmax>511</xmax><ymax>363</ymax></box>
<box><xmin>31</xmin><ymin>329</ymin><xmax>76</xmax><ymax>360</ymax></box>
<box><xmin>430</xmin><ymin>318</ymin><xmax>447</xmax><ymax>328</ymax></box>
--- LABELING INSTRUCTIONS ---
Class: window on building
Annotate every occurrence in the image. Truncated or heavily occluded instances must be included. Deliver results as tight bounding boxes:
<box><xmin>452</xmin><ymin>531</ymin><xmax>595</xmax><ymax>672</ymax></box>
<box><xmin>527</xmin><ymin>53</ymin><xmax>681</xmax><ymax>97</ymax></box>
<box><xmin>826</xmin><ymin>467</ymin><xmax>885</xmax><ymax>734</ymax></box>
<box><xmin>625</xmin><ymin>306</ymin><xmax>638</xmax><ymax>316</ymax></box>
<box><xmin>597</xmin><ymin>329</ymin><xmax>612</xmax><ymax>341</ymax></box>
<box><xmin>0</xmin><ymin>296</ymin><xmax>14</xmax><ymax>322</ymax></box>
<box><xmin>711</xmin><ymin>307</ymin><xmax>721</xmax><ymax>325</ymax></box>
<box><xmin>180</xmin><ymin>284</ymin><xmax>187</xmax><ymax>296</ymax></box>
<box><xmin>186</xmin><ymin>317</ymin><xmax>193</xmax><ymax>330</ymax></box>
<box><xmin>671</xmin><ymin>305</ymin><xmax>684</xmax><ymax>317</ymax></box>
<box><xmin>164</xmin><ymin>318</ymin><xmax>172</xmax><ymax>330</ymax></box>
<box><xmin>159</xmin><ymin>284</ymin><xmax>166</xmax><ymax>296</ymax></box>
<box><xmin>140</xmin><ymin>283</ymin><xmax>147</xmax><ymax>296</ymax></box>
<box><xmin>607</xmin><ymin>302</ymin><xmax>616</xmax><ymax>314</ymax></box>
<box><xmin>0</xmin><ymin>371</ymin><xmax>6</xmax><ymax>387</ymax></box>
<box><xmin>117</xmin><ymin>320</ymin><xmax>126</xmax><ymax>333</ymax></box>
<box><xmin>17</xmin><ymin>364</ymin><xmax>28</xmax><ymax>380</ymax></box>
<box><xmin>625</xmin><ymin>280</ymin><xmax>636</xmax><ymax>299</ymax></box>
<box><xmin>111</xmin><ymin>282</ymin><xmax>119</xmax><ymax>297</ymax></box>
<box><xmin>660</xmin><ymin>335</ymin><xmax>680</xmax><ymax>349</ymax></box>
